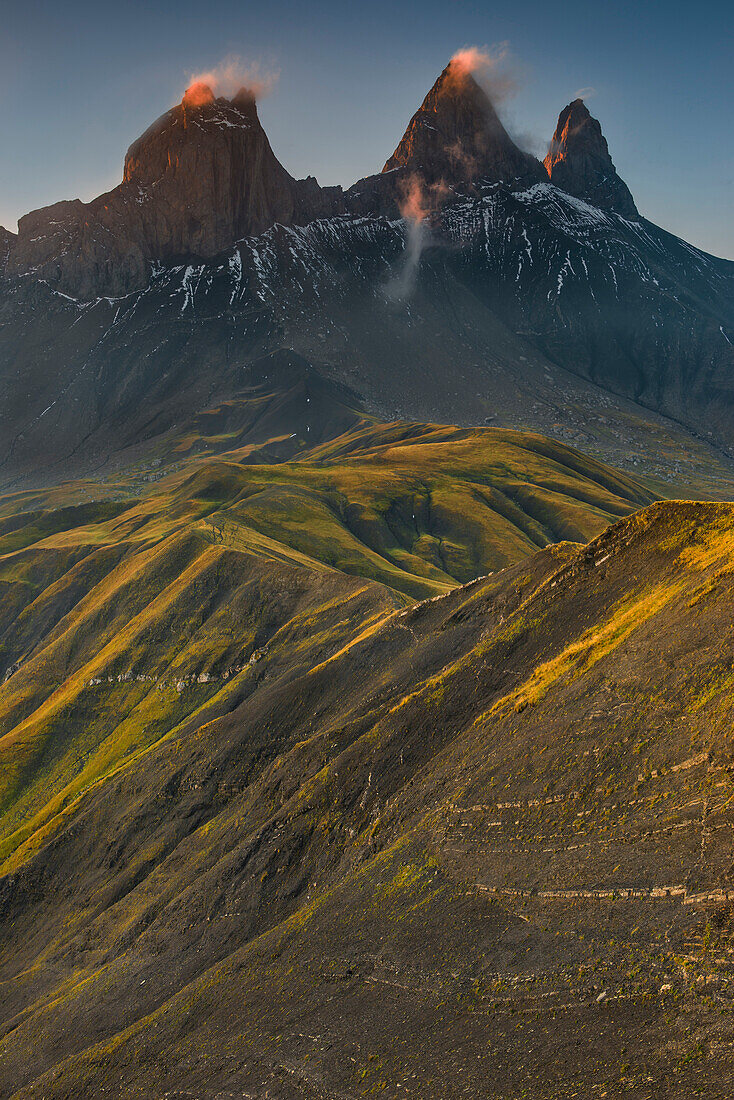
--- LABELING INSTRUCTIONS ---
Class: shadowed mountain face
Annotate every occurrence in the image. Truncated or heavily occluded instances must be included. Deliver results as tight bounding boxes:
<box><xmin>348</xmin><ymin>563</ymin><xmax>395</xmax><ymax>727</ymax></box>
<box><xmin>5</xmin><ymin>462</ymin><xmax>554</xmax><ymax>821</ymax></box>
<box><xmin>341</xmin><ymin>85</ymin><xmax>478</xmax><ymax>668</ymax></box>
<box><xmin>0</xmin><ymin>228</ymin><xmax>14</xmax><ymax>272</ymax></box>
<box><xmin>1</xmin><ymin>197</ymin><xmax>733</xmax><ymax>499</ymax></box>
<box><xmin>544</xmin><ymin>98</ymin><xmax>639</xmax><ymax>217</ymax></box>
<box><xmin>1</xmin><ymin>485</ymin><xmax>734</xmax><ymax>1097</ymax></box>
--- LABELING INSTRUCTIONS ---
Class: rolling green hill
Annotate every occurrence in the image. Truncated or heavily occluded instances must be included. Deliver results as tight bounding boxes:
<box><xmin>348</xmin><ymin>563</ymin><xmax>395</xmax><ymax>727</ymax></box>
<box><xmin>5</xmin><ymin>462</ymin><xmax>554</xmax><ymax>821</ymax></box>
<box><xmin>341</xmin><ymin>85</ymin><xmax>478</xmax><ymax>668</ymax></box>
<box><xmin>0</xmin><ymin>422</ymin><xmax>652</xmax><ymax>867</ymax></box>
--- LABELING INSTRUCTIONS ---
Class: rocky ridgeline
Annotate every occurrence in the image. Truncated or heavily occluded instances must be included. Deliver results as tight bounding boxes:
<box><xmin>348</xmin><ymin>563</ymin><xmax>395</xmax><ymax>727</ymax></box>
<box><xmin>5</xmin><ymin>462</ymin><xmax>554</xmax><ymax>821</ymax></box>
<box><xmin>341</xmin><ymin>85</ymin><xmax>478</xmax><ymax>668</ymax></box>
<box><xmin>4</xmin><ymin>67</ymin><xmax>646</xmax><ymax>298</ymax></box>
<box><xmin>382</xmin><ymin>63</ymin><xmax>545</xmax><ymax>187</ymax></box>
<box><xmin>1</xmin><ymin>62</ymin><xmax>732</xmax><ymax>494</ymax></box>
<box><xmin>5</xmin><ymin>83</ymin><xmax>345</xmax><ymax>298</ymax></box>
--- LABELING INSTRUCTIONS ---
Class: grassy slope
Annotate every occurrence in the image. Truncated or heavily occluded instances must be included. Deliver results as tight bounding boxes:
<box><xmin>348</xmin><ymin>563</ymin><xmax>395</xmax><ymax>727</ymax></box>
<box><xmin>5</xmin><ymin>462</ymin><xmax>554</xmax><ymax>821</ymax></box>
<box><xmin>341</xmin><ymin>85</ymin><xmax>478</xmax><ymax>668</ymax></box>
<box><xmin>0</xmin><ymin>423</ymin><xmax>652</xmax><ymax>866</ymax></box>
<box><xmin>0</xmin><ymin>420</ymin><xmax>654</xmax><ymax>588</ymax></box>
<box><xmin>0</xmin><ymin>500</ymin><xmax>733</xmax><ymax>1095</ymax></box>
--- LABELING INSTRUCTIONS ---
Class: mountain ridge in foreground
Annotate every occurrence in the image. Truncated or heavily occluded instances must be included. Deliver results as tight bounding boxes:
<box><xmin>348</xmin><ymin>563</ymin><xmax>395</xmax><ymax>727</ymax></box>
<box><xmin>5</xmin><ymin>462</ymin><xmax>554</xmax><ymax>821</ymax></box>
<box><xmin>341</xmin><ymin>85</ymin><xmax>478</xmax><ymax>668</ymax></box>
<box><xmin>1</xmin><ymin>472</ymin><xmax>734</xmax><ymax>1096</ymax></box>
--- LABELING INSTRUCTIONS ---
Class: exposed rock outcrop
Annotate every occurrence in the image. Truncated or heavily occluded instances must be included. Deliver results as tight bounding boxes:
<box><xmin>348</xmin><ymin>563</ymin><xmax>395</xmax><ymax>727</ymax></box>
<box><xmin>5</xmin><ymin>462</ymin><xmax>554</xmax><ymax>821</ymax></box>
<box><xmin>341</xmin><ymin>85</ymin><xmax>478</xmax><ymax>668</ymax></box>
<box><xmin>4</xmin><ymin>71</ymin><xmax>645</xmax><ymax>301</ymax></box>
<box><xmin>349</xmin><ymin>60</ymin><xmax>546</xmax><ymax>218</ymax></box>
<box><xmin>544</xmin><ymin>99</ymin><xmax>638</xmax><ymax>217</ymax></box>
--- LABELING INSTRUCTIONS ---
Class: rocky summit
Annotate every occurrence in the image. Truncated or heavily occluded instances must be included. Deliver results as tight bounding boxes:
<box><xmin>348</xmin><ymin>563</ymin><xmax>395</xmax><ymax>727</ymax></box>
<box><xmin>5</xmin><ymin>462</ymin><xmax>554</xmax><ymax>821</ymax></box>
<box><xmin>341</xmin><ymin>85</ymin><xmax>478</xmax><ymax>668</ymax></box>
<box><xmin>382</xmin><ymin>60</ymin><xmax>545</xmax><ymax>188</ymax></box>
<box><xmin>6</xmin><ymin>83</ymin><xmax>344</xmax><ymax>298</ymax></box>
<box><xmin>0</xmin><ymin>53</ymin><xmax>733</xmax><ymax>1100</ymax></box>
<box><xmin>544</xmin><ymin>98</ymin><xmax>639</xmax><ymax>217</ymax></box>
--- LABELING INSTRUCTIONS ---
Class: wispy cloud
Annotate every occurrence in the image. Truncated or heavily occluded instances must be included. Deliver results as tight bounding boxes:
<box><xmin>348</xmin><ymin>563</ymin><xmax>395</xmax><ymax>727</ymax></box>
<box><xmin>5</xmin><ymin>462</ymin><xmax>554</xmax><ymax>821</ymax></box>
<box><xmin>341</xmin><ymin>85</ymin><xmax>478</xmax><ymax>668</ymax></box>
<box><xmin>186</xmin><ymin>55</ymin><xmax>280</xmax><ymax>101</ymax></box>
<box><xmin>573</xmin><ymin>85</ymin><xmax>597</xmax><ymax>101</ymax></box>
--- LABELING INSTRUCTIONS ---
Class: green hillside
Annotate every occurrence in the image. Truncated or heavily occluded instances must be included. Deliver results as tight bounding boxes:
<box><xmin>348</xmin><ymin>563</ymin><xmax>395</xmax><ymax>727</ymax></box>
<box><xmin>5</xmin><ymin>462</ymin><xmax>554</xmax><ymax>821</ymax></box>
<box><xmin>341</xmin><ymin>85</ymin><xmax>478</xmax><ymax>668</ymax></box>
<box><xmin>0</xmin><ymin>422</ymin><xmax>654</xmax><ymax>861</ymax></box>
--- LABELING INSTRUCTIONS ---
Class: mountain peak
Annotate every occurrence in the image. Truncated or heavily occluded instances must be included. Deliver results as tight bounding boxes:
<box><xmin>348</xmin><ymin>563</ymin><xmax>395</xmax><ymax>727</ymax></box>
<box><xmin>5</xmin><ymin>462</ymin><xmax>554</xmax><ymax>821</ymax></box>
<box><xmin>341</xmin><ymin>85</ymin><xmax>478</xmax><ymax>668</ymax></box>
<box><xmin>8</xmin><ymin>87</ymin><xmax>344</xmax><ymax>298</ymax></box>
<box><xmin>232</xmin><ymin>86</ymin><xmax>258</xmax><ymax>109</ymax></box>
<box><xmin>544</xmin><ymin>99</ymin><xmax>638</xmax><ymax>217</ymax></box>
<box><xmin>382</xmin><ymin>60</ymin><xmax>545</xmax><ymax>188</ymax></box>
<box><xmin>123</xmin><ymin>87</ymin><xmax>263</xmax><ymax>186</ymax></box>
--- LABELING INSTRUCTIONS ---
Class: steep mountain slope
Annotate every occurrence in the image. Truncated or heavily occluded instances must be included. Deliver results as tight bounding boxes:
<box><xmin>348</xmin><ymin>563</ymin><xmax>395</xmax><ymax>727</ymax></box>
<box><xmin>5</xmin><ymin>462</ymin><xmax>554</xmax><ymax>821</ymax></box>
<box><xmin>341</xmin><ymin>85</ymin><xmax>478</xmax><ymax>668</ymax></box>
<box><xmin>2</xmin><ymin>204</ymin><xmax>734</xmax><ymax>498</ymax></box>
<box><xmin>1</xmin><ymin>496</ymin><xmax>734</xmax><ymax>1097</ymax></box>
<box><xmin>1</xmin><ymin>66</ymin><xmax>732</xmax><ymax>493</ymax></box>
<box><xmin>0</xmin><ymin>420</ymin><xmax>650</xmax><ymax>862</ymax></box>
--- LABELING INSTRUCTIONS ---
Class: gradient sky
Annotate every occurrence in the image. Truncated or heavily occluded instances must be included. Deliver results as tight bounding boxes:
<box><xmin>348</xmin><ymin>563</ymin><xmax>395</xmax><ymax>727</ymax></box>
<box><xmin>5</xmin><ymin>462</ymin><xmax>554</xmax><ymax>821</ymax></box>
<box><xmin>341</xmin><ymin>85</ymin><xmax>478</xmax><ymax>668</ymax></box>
<box><xmin>1</xmin><ymin>0</ymin><xmax>732</xmax><ymax>258</ymax></box>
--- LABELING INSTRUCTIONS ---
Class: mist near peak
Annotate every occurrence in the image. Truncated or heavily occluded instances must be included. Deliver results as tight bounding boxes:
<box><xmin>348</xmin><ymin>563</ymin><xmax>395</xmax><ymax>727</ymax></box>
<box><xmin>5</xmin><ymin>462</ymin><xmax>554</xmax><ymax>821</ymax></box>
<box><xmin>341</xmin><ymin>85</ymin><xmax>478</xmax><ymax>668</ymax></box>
<box><xmin>186</xmin><ymin>55</ymin><xmax>279</xmax><ymax>102</ymax></box>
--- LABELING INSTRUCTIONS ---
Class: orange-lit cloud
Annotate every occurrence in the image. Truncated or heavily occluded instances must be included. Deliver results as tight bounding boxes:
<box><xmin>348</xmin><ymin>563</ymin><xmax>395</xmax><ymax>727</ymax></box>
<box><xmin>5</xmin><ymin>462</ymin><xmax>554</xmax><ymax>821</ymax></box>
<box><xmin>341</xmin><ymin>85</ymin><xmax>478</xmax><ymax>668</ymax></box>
<box><xmin>448</xmin><ymin>43</ymin><xmax>517</xmax><ymax>102</ymax></box>
<box><xmin>398</xmin><ymin>174</ymin><xmax>452</xmax><ymax>222</ymax></box>
<box><xmin>399</xmin><ymin>175</ymin><xmax>430</xmax><ymax>222</ymax></box>
<box><xmin>386</xmin><ymin>174</ymin><xmax>452</xmax><ymax>299</ymax></box>
<box><xmin>449</xmin><ymin>45</ymin><xmax>499</xmax><ymax>77</ymax></box>
<box><xmin>182</xmin><ymin>82</ymin><xmax>215</xmax><ymax>108</ymax></box>
<box><xmin>186</xmin><ymin>56</ymin><xmax>279</xmax><ymax>102</ymax></box>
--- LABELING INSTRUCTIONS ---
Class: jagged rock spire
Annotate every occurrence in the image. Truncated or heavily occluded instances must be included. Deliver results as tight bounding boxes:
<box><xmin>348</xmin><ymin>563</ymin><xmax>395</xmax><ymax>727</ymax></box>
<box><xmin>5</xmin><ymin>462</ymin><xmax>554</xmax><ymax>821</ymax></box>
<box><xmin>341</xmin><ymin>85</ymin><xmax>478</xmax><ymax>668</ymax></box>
<box><xmin>544</xmin><ymin>99</ymin><xmax>638</xmax><ymax>217</ymax></box>
<box><xmin>383</xmin><ymin>62</ymin><xmax>545</xmax><ymax>187</ymax></box>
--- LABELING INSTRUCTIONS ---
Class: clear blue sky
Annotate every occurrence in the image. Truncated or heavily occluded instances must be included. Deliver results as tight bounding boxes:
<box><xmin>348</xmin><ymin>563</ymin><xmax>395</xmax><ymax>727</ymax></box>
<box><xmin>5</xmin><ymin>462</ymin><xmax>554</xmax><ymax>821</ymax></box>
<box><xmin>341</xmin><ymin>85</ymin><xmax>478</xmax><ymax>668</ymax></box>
<box><xmin>1</xmin><ymin>0</ymin><xmax>732</xmax><ymax>257</ymax></box>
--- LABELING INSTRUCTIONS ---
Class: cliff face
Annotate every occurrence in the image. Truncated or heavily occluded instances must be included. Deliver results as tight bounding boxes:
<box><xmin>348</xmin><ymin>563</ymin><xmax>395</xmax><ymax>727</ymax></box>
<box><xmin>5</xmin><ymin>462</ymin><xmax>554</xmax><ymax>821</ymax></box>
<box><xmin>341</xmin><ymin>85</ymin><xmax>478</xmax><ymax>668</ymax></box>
<box><xmin>544</xmin><ymin>98</ymin><xmax>639</xmax><ymax>217</ymax></box>
<box><xmin>7</xmin><ymin>84</ymin><xmax>345</xmax><ymax>298</ymax></box>
<box><xmin>7</xmin><ymin>65</ymin><xmax>553</xmax><ymax>298</ymax></box>
<box><xmin>121</xmin><ymin>84</ymin><xmax>344</xmax><ymax>254</ymax></box>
